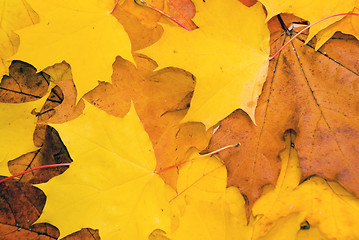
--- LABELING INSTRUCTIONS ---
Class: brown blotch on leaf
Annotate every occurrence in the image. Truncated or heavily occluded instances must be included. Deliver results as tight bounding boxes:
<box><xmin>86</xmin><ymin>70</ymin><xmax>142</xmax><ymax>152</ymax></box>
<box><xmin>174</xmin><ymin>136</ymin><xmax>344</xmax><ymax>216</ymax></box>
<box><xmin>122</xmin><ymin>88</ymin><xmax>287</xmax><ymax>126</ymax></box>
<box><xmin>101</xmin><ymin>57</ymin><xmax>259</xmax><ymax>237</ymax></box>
<box><xmin>0</xmin><ymin>180</ymin><xmax>60</xmax><ymax>239</ymax></box>
<box><xmin>0</xmin><ymin>61</ymin><xmax>49</xmax><ymax>103</ymax></box>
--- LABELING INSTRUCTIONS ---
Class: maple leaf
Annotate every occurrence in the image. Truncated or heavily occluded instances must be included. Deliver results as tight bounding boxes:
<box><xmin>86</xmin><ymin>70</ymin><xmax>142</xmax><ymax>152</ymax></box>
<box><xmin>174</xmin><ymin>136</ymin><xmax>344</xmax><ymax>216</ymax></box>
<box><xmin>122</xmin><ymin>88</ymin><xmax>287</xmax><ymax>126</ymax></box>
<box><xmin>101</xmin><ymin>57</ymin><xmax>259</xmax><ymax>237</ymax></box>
<box><xmin>84</xmin><ymin>54</ymin><xmax>212</xmax><ymax>188</ymax></box>
<box><xmin>252</xmin><ymin>132</ymin><xmax>359</xmax><ymax>240</ymax></box>
<box><xmin>0</xmin><ymin>0</ymin><xmax>39</xmax><ymax>76</ymax></box>
<box><xmin>259</xmin><ymin>0</ymin><xmax>355</xmax><ymax>44</ymax></box>
<box><xmin>36</xmin><ymin>102</ymin><xmax>172</xmax><ymax>239</ymax></box>
<box><xmin>316</xmin><ymin>4</ymin><xmax>359</xmax><ymax>49</ymax></box>
<box><xmin>8</xmin><ymin>126</ymin><xmax>71</xmax><ymax>184</ymax></box>
<box><xmin>12</xmin><ymin>0</ymin><xmax>132</xmax><ymax>100</ymax></box>
<box><xmin>163</xmin><ymin>152</ymin><xmax>252</xmax><ymax>240</ymax></box>
<box><xmin>40</xmin><ymin>62</ymin><xmax>84</xmax><ymax>124</ymax></box>
<box><xmin>0</xmin><ymin>180</ymin><xmax>60</xmax><ymax>239</ymax></box>
<box><xmin>208</xmin><ymin>14</ymin><xmax>359</xmax><ymax>214</ymax></box>
<box><xmin>141</xmin><ymin>0</ymin><xmax>270</xmax><ymax>128</ymax></box>
<box><xmin>0</xmin><ymin>96</ymin><xmax>46</xmax><ymax>176</ymax></box>
<box><xmin>0</xmin><ymin>61</ymin><xmax>49</xmax><ymax>102</ymax></box>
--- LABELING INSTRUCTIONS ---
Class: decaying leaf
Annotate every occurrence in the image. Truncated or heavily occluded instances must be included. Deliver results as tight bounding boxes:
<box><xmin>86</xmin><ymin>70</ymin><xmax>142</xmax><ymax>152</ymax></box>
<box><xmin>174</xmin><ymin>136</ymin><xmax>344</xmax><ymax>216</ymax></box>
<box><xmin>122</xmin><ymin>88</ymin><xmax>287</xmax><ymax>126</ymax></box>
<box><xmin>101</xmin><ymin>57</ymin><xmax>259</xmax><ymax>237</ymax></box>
<box><xmin>0</xmin><ymin>180</ymin><xmax>59</xmax><ymax>240</ymax></box>
<box><xmin>208</xmin><ymin>14</ymin><xmax>359</xmax><ymax>214</ymax></box>
<box><xmin>61</xmin><ymin>228</ymin><xmax>100</xmax><ymax>240</ymax></box>
<box><xmin>40</xmin><ymin>62</ymin><xmax>84</xmax><ymax>124</ymax></box>
<box><xmin>36</xmin><ymin>102</ymin><xmax>172</xmax><ymax>239</ymax></box>
<box><xmin>8</xmin><ymin>126</ymin><xmax>71</xmax><ymax>184</ymax></box>
<box><xmin>13</xmin><ymin>0</ymin><xmax>132</xmax><ymax>100</ymax></box>
<box><xmin>0</xmin><ymin>61</ymin><xmax>49</xmax><ymax>103</ymax></box>
<box><xmin>142</xmin><ymin>0</ymin><xmax>270</xmax><ymax>128</ymax></box>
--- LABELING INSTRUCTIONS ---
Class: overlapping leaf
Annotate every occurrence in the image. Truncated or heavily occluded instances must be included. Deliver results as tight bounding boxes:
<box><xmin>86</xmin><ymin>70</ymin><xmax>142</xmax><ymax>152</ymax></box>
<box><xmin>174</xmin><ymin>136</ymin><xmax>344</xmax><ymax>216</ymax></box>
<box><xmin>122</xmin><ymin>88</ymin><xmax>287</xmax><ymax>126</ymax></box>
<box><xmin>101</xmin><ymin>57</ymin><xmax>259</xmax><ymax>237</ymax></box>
<box><xmin>165</xmin><ymin>152</ymin><xmax>252</xmax><ymax>240</ymax></box>
<box><xmin>36</xmin><ymin>102</ymin><xmax>172</xmax><ymax>239</ymax></box>
<box><xmin>0</xmin><ymin>0</ymin><xmax>39</xmax><ymax>76</ymax></box>
<box><xmin>316</xmin><ymin>4</ymin><xmax>359</xmax><ymax>49</ymax></box>
<box><xmin>0</xmin><ymin>181</ymin><xmax>59</xmax><ymax>239</ymax></box>
<box><xmin>208</xmin><ymin>15</ymin><xmax>359</xmax><ymax>213</ymax></box>
<box><xmin>84</xmin><ymin>54</ymin><xmax>211</xmax><ymax>188</ymax></box>
<box><xmin>253</xmin><ymin>133</ymin><xmax>359</xmax><ymax>240</ymax></box>
<box><xmin>13</xmin><ymin>0</ymin><xmax>132</xmax><ymax>100</ymax></box>
<box><xmin>142</xmin><ymin>0</ymin><xmax>270</xmax><ymax>128</ymax></box>
<box><xmin>259</xmin><ymin>0</ymin><xmax>355</xmax><ymax>44</ymax></box>
<box><xmin>0</xmin><ymin>96</ymin><xmax>46</xmax><ymax>176</ymax></box>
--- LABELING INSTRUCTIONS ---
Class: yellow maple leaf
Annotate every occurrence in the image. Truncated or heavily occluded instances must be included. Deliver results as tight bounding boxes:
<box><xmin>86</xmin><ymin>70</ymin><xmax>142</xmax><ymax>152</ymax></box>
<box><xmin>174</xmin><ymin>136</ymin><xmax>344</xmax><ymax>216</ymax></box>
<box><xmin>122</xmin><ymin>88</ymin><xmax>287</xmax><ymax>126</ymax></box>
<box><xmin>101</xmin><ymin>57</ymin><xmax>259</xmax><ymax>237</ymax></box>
<box><xmin>36</xmin><ymin>102</ymin><xmax>172</xmax><ymax>239</ymax></box>
<box><xmin>259</xmin><ymin>0</ymin><xmax>355</xmax><ymax>44</ymax></box>
<box><xmin>0</xmin><ymin>97</ymin><xmax>46</xmax><ymax>176</ymax></box>
<box><xmin>164</xmin><ymin>152</ymin><xmax>252</xmax><ymax>239</ymax></box>
<box><xmin>0</xmin><ymin>0</ymin><xmax>39</xmax><ymax>76</ymax></box>
<box><xmin>13</xmin><ymin>0</ymin><xmax>132</xmax><ymax>100</ymax></box>
<box><xmin>252</xmin><ymin>133</ymin><xmax>359</xmax><ymax>239</ymax></box>
<box><xmin>316</xmin><ymin>6</ymin><xmax>359</xmax><ymax>49</ymax></box>
<box><xmin>141</xmin><ymin>0</ymin><xmax>270</xmax><ymax>128</ymax></box>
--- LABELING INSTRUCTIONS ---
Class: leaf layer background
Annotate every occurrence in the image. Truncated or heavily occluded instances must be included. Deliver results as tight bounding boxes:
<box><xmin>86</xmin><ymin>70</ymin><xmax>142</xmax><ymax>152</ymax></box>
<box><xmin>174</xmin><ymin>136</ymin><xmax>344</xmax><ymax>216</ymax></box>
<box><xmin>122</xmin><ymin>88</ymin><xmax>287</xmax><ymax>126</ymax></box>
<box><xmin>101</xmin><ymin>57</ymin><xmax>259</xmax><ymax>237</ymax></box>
<box><xmin>142</xmin><ymin>0</ymin><xmax>270</xmax><ymax>128</ymax></box>
<box><xmin>208</xmin><ymin>14</ymin><xmax>359</xmax><ymax>214</ymax></box>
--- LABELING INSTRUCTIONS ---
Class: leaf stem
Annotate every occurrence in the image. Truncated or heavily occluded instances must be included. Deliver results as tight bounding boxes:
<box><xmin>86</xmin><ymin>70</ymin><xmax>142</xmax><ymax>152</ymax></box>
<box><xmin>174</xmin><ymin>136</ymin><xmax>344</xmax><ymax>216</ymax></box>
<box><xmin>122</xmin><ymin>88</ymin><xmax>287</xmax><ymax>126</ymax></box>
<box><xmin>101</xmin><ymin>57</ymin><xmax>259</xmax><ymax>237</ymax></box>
<box><xmin>134</xmin><ymin>0</ymin><xmax>192</xmax><ymax>31</ymax></box>
<box><xmin>269</xmin><ymin>12</ymin><xmax>359</xmax><ymax>60</ymax></box>
<box><xmin>109</xmin><ymin>0</ymin><xmax>121</xmax><ymax>13</ymax></box>
<box><xmin>0</xmin><ymin>163</ymin><xmax>71</xmax><ymax>184</ymax></box>
<box><xmin>154</xmin><ymin>143</ymin><xmax>239</xmax><ymax>174</ymax></box>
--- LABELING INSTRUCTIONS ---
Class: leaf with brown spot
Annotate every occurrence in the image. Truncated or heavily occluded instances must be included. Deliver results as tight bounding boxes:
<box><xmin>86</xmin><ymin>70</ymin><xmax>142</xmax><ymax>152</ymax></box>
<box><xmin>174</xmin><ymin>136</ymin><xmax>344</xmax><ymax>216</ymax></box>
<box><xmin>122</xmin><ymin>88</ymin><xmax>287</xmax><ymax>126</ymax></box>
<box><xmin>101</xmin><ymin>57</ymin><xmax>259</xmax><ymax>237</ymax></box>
<box><xmin>0</xmin><ymin>180</ymin><xmax>59</xmax><ymax>239</ymax></box>
<box><xmin>208</xmin><ymin>14</ymin><xmax>359</xmax><ymax>215</ymax></box>
<box><xmin>0</xmin><ymin>61</ymin><xmax>49</xmax><ymax>103</ymax></box>
<box><xmin>8</xmin><ymin>126</ymin><xmax>71</xmax><ymax>184</ymax></box>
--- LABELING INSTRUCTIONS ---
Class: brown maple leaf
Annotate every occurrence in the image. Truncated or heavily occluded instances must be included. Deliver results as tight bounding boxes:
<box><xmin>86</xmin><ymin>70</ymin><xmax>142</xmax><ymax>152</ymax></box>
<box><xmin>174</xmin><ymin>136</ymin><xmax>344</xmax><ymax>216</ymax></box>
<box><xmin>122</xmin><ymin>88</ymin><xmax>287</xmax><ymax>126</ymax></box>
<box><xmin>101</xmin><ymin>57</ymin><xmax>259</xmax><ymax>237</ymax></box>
<box><xmin>208</xmin><ymin>14</ymin><xmax>359</xmax><ymax>216</ymax></box>
<box><xmin>0</xmin><ymin>180</ymin><xmax>59</xmax><ymax>239</ymax></box>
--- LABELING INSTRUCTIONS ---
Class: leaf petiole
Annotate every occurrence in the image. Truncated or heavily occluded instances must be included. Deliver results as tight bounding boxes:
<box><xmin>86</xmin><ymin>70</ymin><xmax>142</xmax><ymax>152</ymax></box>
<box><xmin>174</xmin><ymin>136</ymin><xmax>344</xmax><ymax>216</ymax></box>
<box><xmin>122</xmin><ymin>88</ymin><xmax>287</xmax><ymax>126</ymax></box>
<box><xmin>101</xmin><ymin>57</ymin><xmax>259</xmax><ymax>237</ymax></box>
<box><xmin>134</xmin><ymin>0</ymin><xmax>192</xmax><ymax>31</ymax></box>
<box><xmin>269</xmin><ymin>12</ymin><xmax>359</xmax><ymax>60</ymax></box>
<box><xmin>154</xmin><ymin>143</ymin><xmax>239</xmax><ymax>174</ymax></box>
<box><xmin>0</xmin><ymin>163</ymin><xmax>71</xmax><ymax>184</ymax></box>
<box><xmin>109</xmin><ymin>0</ymin><xmax>121</xmax><ymax>13</ymax></box>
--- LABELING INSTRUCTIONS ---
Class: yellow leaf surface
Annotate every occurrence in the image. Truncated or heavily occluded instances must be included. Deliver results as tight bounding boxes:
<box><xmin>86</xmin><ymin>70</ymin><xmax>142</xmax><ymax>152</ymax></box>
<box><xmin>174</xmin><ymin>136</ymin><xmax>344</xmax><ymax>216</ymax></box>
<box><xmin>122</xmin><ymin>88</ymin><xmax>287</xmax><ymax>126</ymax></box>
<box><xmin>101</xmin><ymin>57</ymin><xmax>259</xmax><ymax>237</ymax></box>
<box><xmin>259</xmin><ymin>0</ymin><xmax>355</xmax><ymax>44</ymax></box>
<box><xmin>256</xmin><ymin>213</ymin><xmax>306</xmax><ymax>240</ymax></box>
<box><xmin>0</xmin><ymin>97</ymin><xmax>45</xmax><ymax>176</ymax></box>
<box><xmin>165</xmin><ymin>153</ymin><xmax>252</xmax><ymax>240</ymax></box>
<box><xmin>36</xmin><ymin>102</ymin><xmax>172</xmax><ymax>239</ymax></box>
<box><xmin>252</xmin><ymin>133</ymin><xmax>359</xmax><ymax>240</ymax></box>
<box><xmin>316</xmin><ymin>6</ymin><xmax>359</xmax><ymax>49</ymax></box>
<box><xmin>13</xmin><ymin>0</ymin><xmax>132</xmax><ymax>100</ymax></box>
<box><xmin>142</xmin><ymin>0</ymin><xmax>269</xmax><ymax>128</ymax></box>
<box><xmin>0</xmin><ymin>0</ymin><xmax>39</xmax><ymax>76</ymax></box>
